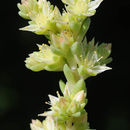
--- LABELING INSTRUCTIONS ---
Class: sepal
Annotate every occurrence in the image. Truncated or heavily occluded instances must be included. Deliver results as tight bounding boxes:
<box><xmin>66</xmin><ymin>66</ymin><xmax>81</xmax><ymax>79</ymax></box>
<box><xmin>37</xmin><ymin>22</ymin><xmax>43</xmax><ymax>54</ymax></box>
<box><xmin>59</xmin><ymin>80</ymin><xmax>66</xmax><ymax>94</ymax></box>
<box><xmin>77</xmin><ymin>18</ymin><xmax>91</xmax><ymax>42</ymax></box>
<box><xmin>71</xmin><ymin>79</ymin><xmax>86</xmax><ymax>98</ymax></box>
<box><xmin>63</xmin><ymin>64</ymin><xmax>76</xmax><ymax>84</ymax></box>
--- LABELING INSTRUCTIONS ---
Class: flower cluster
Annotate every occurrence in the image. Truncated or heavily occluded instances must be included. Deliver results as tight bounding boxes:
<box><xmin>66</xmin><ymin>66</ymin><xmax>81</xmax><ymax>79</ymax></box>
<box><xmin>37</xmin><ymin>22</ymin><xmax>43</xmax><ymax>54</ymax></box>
<box><xmin>18</xmin><ymin>0</ymin><xmax>62</xmax><ymax>35</ymax></box>
<box><xmin>71</xmin><ymin>38</ymin><xmax>112</xmax><ymax>79</ymax></box>
<box><xmin>30</xmin><ymin>114</ymin><xmax>89</xmax><ymax>130</ymax></box>
<box><xmin>25</xmin><ymin>44</ymin><xmax>65</xmax><ymax>71</ymax></box>
<box><xmin>62</xmin><ymin>0</ymin><xmax>103</xmax><ymax>17</ymax></box>
<box><xmin>18</xmin><ymin>0</ymin><xmax>112</xmax><ymax>129</ymax></box>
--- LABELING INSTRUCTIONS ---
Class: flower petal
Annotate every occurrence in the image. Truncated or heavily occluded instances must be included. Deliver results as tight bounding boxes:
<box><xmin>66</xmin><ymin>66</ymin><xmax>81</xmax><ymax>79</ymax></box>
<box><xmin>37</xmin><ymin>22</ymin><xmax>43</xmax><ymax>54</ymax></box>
<box><xmin>88</xmin><ymin>0</ymin><xmax>103</xmax><ymax>11</ymax></box>
<box><xmin>91</xmin><ymin>65</ymin><xmax>112</xmax><ymax>75</ymax></box>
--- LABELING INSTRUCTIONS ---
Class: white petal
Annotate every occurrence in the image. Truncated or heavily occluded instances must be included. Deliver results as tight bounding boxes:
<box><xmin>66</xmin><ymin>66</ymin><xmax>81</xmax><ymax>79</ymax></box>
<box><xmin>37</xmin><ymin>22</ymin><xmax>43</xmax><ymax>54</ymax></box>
<box><xmin>20</xmin><ymin>25</ymin><xmax>39</xmax><ymax>32</ymax></box>
<box><xmin>39</xmin><ymin>111</ymin><xmax>54</xmax><ymax>116</ymax></box>
<box><xmin>88</xmin><ymin>0</ymin><xmax>103</xmax><ymax>11</ymax></box>
<box><xmin>42</xmin><ymin>0</ymin><xmax>48</xmax><ymax>15</ymax></box>
<box><xmin>46</xmin><ymin>116</ymin><xmax>55</xmax><ymax>130</ymax></box>
<box><xmin>48</xmin><ymin>95</ymin><xmax>59</xmax><ymax>105</ymax></box>
<box><xmin>63</xmin><ymin>84</ymin><xmax>71</xmax><ymax>96</ymax></box>
<box><xmin>91</xmin><ymin>65</ymin><xmax>112</xmax><ymax>74</ymax></box>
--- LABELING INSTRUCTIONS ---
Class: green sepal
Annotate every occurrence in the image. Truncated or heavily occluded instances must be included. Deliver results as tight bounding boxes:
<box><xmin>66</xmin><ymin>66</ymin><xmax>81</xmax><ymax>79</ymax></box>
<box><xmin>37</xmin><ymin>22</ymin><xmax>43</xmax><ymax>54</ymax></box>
<box><xmin>97</xmin><ymin>43</ymin><xmax>112</xmax><ymax>60</ymax></box>
<box><xmin>61</xmin><ymin>42</ymin><xmax>70</xmax><ymax>52</ymax></box>
<box><xmin>44</xmin><ymin>64</ymin><xmax>62</xmax><ymax>71</ymax></box>
<box><xmin>77</xmin><ymin>18</ymin><xmax>90</xmax><ymax>42</ymax></box>
<box><xmin>59</xmin><ymin>80</ymin><xmax>66</xmax><ymax>94</ymax></box>
<box><xmin>71</xmin><ymin>79</ymin><xmax>86</xmax><ymax>98</ymax></box>
<box><xmin>45</xmin><ymin>56</ymin><xmax>65</xmax><ymax>71</ymax></box>
<box><xmin>17</xmin><ymin>3</ymin><xmax>27</xmax><ymax>13</ymax></box>
<box><xmin>71</xmin><ymin>37</ymin><xmax>88</xmax><ymax>60</ymax></box>
<box><xmin>51</xmin><ymin>45</ymin><xmax>65</xmax><ymax>56</ymax></box>
<box><xmin>71</xmin><ymin>42</ymin><xmax>81</xmax><ymax>56</ymax></box>
<box><xmin>69</xmin><ymin>15</ymin><xmax>82</xmax><ymax>37</ymax></box>
<box><xmin>25</xmin><ymin>63</ymin><xmax>45</xmax><ymax>72</ymax></box>
<box><xmin>18</xmin><ymin>11</ymin><xmax>30</xmax><ymax>20</ymax></box>
<box><xmin>101</xmin><ymin>57</ymin><xmax>113</xmax><ymax>65</ymax></box>
<box><xmin>78</xmin><ymin>66</ymin><xmax>89</xmax><ymax>79</ymax></box>
<box><xmin>80</xmin><ymin>103</ymin><xmax>86</xmax><ymax>109</ymax></box>
<box><xmin>69</xmin><ymin>21</ymin><xmax>81</xmax><ymax>34</ymax></box>
<box><xmin>63</xmin><ymin>64</ymin><xmax>75</xmax><ymax>84</ymax></box>
<box><xmin>72</xmin><ymin>112</ymin><xmax>81</xmax><ymax>117</ymax></box>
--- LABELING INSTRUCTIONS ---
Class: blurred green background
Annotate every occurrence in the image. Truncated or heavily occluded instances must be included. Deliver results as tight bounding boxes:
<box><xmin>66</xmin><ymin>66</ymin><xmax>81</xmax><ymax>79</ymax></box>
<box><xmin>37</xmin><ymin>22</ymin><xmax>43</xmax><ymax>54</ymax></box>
<box><xmin>0</xmin><ymin>0</ymin><xmax>130</xmax><ymax>130</ymax></box>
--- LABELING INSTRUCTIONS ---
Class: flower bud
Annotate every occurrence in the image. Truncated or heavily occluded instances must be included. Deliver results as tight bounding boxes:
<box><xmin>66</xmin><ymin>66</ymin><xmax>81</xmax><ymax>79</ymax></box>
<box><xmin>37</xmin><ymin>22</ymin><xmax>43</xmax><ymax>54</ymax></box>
<box><xmin>73</xmin><ymin>90</ymin><xmax>85</xmax><ymax>103</ymax></box>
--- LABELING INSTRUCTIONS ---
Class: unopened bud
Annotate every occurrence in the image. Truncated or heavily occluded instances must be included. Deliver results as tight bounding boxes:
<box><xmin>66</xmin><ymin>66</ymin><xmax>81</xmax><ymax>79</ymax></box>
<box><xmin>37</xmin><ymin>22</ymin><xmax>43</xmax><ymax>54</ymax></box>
<box><xmin>73</xmin><ymin>90</ymin><xmax>85</xmax><ymax>103</ymax></box>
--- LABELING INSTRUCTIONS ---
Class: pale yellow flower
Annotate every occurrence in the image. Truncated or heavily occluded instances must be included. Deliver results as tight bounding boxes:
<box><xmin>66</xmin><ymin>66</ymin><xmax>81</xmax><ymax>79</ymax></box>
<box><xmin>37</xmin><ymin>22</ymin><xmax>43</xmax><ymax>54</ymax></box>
<box><xmin>62</xmin><ymin>0</ymin><xmax>103</xmax><ymax>17</ymax></box>
<box><xmin>25</xmin><ymin>44</ymin><xmax>66</xmax><ymax>72</ymax></box>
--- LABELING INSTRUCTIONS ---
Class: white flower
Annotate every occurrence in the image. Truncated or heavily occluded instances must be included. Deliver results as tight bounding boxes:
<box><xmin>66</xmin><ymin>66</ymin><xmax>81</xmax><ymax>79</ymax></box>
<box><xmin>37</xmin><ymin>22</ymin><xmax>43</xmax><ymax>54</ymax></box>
<box><xmin>62</xmin><ymin>0</ymin><xmax>103</xmax><ymax>17</ymax></box>
<box><xmin>25</xmin><ymin>44</ymin><xmax>65</xmax><ymax>72</ymax></box>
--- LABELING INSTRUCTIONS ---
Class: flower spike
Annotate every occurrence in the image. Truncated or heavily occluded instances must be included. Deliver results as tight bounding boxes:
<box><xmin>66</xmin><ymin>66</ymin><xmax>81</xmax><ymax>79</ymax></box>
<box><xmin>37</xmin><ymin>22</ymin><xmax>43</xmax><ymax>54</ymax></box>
<box><xmin>17</xmin><ymin>0</ymin><xmax>112</xmax><ymax>129</ymax></box>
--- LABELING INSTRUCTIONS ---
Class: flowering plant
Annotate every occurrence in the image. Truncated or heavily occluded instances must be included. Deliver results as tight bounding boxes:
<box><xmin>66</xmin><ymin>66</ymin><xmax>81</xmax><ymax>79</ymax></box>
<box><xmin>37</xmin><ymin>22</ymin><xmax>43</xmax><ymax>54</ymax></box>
<box><xmin>17</xmin><ymin>0</ymin><xmax>112</xmax><ymax>129</ymax></box>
